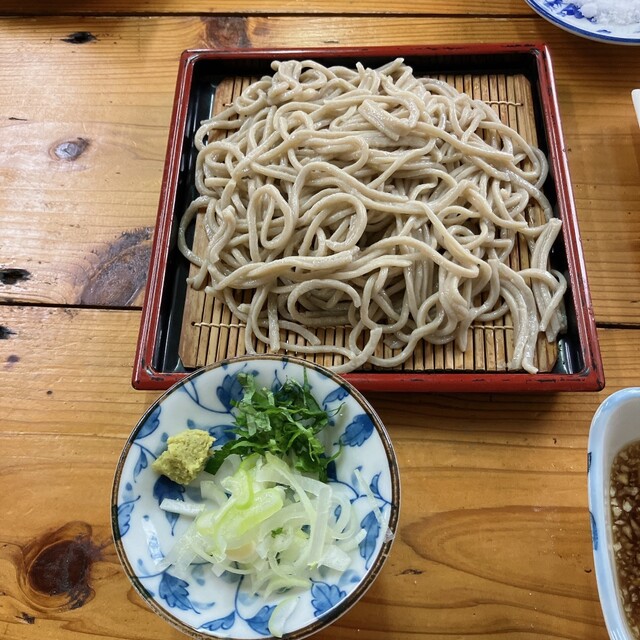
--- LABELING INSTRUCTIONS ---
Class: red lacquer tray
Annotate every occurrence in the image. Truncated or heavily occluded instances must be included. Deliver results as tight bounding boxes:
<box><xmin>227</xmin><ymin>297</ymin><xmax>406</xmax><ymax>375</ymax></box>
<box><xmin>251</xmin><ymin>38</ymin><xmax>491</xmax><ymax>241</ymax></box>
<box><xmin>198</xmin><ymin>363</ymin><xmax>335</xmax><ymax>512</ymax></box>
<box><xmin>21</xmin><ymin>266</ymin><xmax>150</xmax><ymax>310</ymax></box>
<box><xmin>132</xmin><ymin>43</ymin><xmax>604</xmax><ymax>393</ymax></box>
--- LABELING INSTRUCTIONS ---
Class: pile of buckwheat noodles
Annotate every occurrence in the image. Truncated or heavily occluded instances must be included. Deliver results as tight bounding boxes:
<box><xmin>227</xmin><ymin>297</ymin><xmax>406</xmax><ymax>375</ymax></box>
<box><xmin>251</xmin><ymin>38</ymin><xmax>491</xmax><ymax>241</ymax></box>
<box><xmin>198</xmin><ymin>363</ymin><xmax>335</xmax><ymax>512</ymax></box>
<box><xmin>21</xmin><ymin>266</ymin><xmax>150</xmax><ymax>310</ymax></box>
<box><xmin>178</xmin><ymin>58</ymin><xmax>567</xmax><ymax>374</ymax></box>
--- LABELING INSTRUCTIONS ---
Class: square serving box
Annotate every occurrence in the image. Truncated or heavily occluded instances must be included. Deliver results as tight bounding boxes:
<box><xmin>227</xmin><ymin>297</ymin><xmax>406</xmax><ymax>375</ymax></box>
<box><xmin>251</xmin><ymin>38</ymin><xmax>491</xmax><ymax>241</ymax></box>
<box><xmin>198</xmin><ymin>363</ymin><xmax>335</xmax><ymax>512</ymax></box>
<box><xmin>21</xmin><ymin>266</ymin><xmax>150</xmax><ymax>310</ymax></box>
<box><xmin>133</xmin><ymin>43</ymin><xmax>604</xmax><ymax>393</ymax></box>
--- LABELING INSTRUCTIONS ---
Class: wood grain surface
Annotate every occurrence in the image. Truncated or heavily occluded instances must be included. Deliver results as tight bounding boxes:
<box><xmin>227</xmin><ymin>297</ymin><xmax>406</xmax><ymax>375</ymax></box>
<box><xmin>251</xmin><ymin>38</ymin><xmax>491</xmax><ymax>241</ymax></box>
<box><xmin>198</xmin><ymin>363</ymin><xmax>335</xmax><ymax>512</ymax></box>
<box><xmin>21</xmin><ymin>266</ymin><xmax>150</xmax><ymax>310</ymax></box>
<box><xmin>0</xmin><ymin>0</ymin><xmax>534</xmax><ymax>16</ymax></box>
<box><xmin>1</xmin><ymin>16</ymin><xmax>639</xmax><ymax>322</ymax></box>
<box><xmin>0</xmin><ymin>305</ymin><xmax>631</xmax><ymax>639</ymax></box>
<box><xmin>1</xmin><ymin>3</ymin><xmax>638</xmax><ymax>639</ymax></box>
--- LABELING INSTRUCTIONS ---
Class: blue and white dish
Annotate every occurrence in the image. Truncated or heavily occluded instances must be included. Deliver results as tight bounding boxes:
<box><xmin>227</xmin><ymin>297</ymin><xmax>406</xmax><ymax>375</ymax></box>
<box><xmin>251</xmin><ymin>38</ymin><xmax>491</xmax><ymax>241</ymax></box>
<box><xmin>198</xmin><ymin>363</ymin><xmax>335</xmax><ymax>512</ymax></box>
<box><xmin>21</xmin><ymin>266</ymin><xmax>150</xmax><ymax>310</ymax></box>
<box><xmin>525</xmin><ymin>0</ymin><xmax>640</xmax><ymax>45</ymax></box>
<box><xmin>112</xmin><ymin>355</ymin><xmax>400</xmax><ymax>640</ymax></box>
<box><xmin>588</xmin><ymin>388</ymin><xmax>640</xmax><ymax>640</ymax></box>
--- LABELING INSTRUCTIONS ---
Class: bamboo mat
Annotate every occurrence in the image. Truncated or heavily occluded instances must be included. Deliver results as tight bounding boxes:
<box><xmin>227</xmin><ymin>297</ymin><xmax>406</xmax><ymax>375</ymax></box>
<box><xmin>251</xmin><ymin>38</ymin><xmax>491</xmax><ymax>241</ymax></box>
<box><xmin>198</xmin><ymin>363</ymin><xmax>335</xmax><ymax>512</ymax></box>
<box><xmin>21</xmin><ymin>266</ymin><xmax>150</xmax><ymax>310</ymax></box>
<box><xmin>178</xmin><ymin>72</ymin><xmax>558</xmax><ymax>374</ymax></box>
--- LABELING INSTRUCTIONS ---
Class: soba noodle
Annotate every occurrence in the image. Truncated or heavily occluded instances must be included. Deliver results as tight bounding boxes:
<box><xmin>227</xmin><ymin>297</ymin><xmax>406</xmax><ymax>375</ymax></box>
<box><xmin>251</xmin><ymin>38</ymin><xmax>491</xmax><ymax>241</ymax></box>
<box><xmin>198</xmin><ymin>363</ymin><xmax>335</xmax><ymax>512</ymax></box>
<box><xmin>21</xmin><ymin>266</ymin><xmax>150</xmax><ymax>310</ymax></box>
<box><xmin>178</xmin><ymin>58</ymin><xmax>567</xmax><ymax>374</ymax></box>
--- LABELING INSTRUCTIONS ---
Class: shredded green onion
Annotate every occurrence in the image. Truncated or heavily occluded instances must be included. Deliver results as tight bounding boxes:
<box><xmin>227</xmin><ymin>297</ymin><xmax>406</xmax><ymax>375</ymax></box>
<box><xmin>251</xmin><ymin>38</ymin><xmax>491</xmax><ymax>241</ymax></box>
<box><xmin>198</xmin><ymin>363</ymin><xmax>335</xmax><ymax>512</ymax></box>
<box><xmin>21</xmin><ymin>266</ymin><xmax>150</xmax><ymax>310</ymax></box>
<box><xmin>205</xmin><ymin>372</ymin><xmax>342</xmax><ymax>481</ymax></box>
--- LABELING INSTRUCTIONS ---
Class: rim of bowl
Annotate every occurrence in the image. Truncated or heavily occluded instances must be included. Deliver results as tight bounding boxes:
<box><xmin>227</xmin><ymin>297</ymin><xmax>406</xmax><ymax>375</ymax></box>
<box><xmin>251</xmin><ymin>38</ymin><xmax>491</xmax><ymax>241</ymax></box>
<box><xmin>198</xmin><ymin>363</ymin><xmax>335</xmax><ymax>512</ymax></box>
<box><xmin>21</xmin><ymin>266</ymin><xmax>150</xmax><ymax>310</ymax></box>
<box><xmin>588</xmin><ymin>388</ymin><xmax>640</xmax><ymax>640</ymax></box>
<box><xmin>524</xmin><ymin>0</ymin><xmax>640</xmax><ymax>46</ymax></box>
<box><xmin>111</xmin><ymin>354</ymin><xmax>401</xmax><ymax>640</ymax></box>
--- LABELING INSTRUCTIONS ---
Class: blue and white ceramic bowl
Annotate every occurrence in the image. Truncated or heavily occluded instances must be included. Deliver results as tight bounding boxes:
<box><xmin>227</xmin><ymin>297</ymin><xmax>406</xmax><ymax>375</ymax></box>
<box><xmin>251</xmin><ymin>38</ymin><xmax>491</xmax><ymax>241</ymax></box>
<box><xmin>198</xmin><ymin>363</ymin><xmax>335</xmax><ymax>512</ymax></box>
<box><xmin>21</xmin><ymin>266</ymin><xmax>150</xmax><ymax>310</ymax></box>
<box><xmin>525</xmin><ymin>0</ymin><xmax>640</xmax><ymax>45</ymax></box>
<box><xmin>588</xmin><ymin>388</ymin><xmax>640</xmax><ymax>640</ymax></box>
<box><xmin>112</xmin><ymin>355</ymin><xmax>400</xmax><ymax>640</ymax></box>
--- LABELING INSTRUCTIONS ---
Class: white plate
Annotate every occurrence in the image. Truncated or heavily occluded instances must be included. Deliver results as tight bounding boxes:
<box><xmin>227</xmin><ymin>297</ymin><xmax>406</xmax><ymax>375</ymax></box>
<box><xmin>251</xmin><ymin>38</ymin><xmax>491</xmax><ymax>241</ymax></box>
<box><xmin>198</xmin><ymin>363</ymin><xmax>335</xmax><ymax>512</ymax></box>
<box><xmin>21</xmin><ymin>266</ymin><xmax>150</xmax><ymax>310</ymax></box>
<box><xmin>525</xmin><ymin>0</ymin><xmax>640</xmax><ymax>45</ymax></box>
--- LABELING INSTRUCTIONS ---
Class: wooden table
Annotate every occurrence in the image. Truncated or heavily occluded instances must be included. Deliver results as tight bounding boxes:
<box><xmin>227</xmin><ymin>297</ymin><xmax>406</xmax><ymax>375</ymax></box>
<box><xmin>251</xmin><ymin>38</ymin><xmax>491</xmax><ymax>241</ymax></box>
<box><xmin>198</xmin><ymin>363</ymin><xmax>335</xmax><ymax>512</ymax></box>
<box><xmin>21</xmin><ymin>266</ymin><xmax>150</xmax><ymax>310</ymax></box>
<box><xmin>1</xmin><ymin>1</ymin><xmax>638</xmax><ymax>638</ymax></box>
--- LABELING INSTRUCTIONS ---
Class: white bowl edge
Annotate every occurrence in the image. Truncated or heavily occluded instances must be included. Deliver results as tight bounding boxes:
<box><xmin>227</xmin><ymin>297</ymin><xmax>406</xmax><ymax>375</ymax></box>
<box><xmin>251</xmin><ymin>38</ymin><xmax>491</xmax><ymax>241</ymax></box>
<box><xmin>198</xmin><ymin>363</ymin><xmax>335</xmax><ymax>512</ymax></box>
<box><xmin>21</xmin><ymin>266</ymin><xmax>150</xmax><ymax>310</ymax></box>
<box><xmin>588</xmin><ymin>388</ymin><xmax>640</xmax><ymax>640</ymax></box>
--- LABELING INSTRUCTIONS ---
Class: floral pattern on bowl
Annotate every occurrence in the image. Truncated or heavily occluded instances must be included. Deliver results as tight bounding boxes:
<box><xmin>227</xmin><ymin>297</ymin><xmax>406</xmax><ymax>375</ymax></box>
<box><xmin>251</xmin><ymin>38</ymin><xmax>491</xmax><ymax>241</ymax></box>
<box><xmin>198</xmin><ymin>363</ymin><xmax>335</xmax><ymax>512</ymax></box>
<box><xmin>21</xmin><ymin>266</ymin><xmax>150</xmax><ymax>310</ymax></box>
<box><xmin>525</xmin><ymin>0</ymin><xmax>640</xmax><ymax>45</ymax></box>
<box><xmin>112</xmin><ymin>355</ymin><xmax>400</xmax><ymax>640</ymax></box>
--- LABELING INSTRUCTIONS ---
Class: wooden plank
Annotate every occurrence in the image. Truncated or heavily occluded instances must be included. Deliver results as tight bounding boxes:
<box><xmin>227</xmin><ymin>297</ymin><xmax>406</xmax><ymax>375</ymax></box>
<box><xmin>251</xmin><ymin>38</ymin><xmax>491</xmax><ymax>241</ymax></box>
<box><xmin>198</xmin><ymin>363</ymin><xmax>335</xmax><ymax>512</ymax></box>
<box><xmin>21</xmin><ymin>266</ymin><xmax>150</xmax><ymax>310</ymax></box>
<box><xmin>0</xmin><ymin>0</ymin><xmax>535</xmax><ymax>16</ymax></box>
<box><xmin>0</xmin><ymin>304</ymin><xmax>628</xmax><ymax>639</ymax></box>
<box><xmin>0</xmin><ymin>17</ymin><xmax>184</xmax><ymax>307</ymax></box>
<box><xmin>0</xmin><ymin>16</ymin><xmax>638</xmax><ymax>325</ymax></box>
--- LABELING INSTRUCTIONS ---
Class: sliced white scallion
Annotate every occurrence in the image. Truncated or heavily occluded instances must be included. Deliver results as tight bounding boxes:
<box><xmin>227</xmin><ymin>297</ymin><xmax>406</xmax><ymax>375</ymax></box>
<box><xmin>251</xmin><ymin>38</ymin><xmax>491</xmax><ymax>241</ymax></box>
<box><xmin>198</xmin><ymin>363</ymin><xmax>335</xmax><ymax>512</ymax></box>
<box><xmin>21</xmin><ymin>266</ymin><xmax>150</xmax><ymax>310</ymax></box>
<box><xmin>268</xmin><ymin>595</ymin><xmax>301</xmax><ymax>638</ymax></box>
<box><xmin>159</xmin><ymin>498</ymin><xmax>205</xmax><ymax>517</ymax></box>
<box><xmin>161</xmin><ymin>453</ymin><xmax>367</xmax><ymax>636</ymax></box>
<box><xmin>354</xmin><ymin>467</ymin><xmax>385</xmax><ymax>525</ymax></box>
<box><xmin>199</xmin><ymin>480</ymin><xmax>227</xmax><ymax>506</ymax></box>
<box><xmin>354</xmin><ymin>467</ymin><xmax>395</xmax><ymax>546</ymax></box>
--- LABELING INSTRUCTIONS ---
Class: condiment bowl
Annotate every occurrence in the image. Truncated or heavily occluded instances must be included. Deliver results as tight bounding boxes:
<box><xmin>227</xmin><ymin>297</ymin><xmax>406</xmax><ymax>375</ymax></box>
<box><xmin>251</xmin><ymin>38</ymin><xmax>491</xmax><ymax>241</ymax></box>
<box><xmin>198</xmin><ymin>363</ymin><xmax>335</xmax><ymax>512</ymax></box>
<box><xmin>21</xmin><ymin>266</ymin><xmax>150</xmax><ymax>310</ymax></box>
<box><xmin>111</xmin><ymin>355</ymin><xmax>400</xmax><ymax>639</ymax></box>
<box><xmin>588</xmin><ymin>388</ymin><xmax>640</xmax><ymax>640</ymax></box>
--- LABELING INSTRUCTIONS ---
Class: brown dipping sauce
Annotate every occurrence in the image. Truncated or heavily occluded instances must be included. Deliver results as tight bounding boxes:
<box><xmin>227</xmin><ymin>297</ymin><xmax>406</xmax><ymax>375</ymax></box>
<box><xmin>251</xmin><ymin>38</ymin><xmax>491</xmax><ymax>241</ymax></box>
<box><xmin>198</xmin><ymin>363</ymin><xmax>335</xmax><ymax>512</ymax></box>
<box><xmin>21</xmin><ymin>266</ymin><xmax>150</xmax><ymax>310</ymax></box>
<box><xmin>611</xmin><ymin>441</ymin><xmax>640</xmax><ymax>638</ymax></box>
